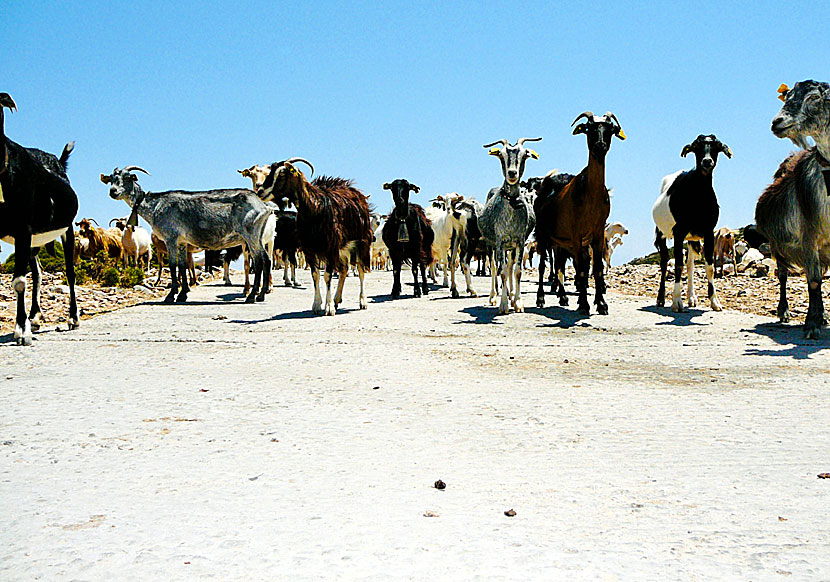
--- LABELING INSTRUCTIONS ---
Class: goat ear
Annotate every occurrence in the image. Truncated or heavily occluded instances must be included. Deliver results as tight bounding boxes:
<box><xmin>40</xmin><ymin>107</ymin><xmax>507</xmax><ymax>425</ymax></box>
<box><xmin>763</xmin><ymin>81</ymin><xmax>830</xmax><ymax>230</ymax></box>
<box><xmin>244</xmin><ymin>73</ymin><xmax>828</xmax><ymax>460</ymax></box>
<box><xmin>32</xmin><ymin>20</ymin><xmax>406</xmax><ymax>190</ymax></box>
<box><xmin>488</xmin><ymin>148</ymin><xmax>502</xmax><ymax>156</ymax></box>
<box><xmin>382</xmin><ymin>182</ymin><xmax>391</xmax><ymax>190</ymax></box>
<box><xmin>778</xmin><ymin>83</ymin><xmax>790</xmax><ymax>102</ymax></box>
<box><xmin>572</xmin><ymin>124</ymin><xmax>587</xmax><ymax>136</ymax></box>
<box><xmin>526</xmin><ymin>149</ymin><xmax>539</xmax><ymax>159</ymax></box>
<box><xmin>100</xmin><ymin>174</ymin><xmax>111</xmax><ymax>184</ymax></box>
<box><xmin>719</xmin><ymin>143</ymin><xmax>733</xmax><ymax>159</ymax></box>
<box><xmin>409</xmin><ymin>184</ymin><xmax>420</xmax><ymax>193</ymax></box>
<box><xmin>615</xmin><ymin>128</ymin><xmax>627</xmax><ymax>140</ymax></box>
<box><xmin>681</xmin><ymin>144</ymin><xmax>693</xmax><ymax>157</ymax></box>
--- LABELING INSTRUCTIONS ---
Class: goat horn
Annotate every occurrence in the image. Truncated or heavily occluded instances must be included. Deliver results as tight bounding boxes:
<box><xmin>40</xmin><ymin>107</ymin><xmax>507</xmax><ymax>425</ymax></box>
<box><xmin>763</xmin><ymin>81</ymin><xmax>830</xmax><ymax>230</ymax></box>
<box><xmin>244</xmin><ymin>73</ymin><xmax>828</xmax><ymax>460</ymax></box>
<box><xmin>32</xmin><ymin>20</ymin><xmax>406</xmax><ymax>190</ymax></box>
<box><xmin>483</xmin><ymin>139</ymin><xmax>509</xmax><ymax>148</ymax></box>
<box><xmin>571</xmin><ymin>111</ymin><xmax>595</xmax><ymax>127</ymax></box>
<box><xmin>108</xmin><ymin>218</ymin><xmax>119</xmax><ymax>226</ymax></box>
<box><xmin>89</xmin><ymin>218</ymin><xmax>100</xmax><ymax>226</ymax></box>
<box><xmin>517</xmin><ymin>137</ymin><xmax>542</xmax><ymax>146</ymax></box>
<box><xmin>123</xmin><ymin>165</ymin><xmax>150</xmax><ymax>175</ymax></box>
<box><xmin>604</xmin><ymin>112</ymin><xmax>622</xmax><ymax>127</ymax></box>
<box><xmin>0</xmin><ymin>93</ymin><xmax>17</xmax><ymax>112</ymax></box>
<box><xmin>285</xmin><ymin>157</ymin><xmax>314</xmax><ymax>178</ymax></box>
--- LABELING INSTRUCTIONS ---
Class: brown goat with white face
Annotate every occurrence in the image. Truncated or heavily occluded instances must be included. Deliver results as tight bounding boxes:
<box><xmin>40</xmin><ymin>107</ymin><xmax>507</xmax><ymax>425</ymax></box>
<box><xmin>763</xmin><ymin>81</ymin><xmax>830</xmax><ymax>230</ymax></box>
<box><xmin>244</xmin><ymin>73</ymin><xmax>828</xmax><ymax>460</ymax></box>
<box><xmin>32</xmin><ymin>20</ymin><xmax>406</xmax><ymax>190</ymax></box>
<box><xmin>74</xmin><ymin>217</ymin><xmax>123</xmax><ymax>262</ymax></box>
<box><xmin>238</xmin><ymin>164</ymin><xmax>271</xmax><ymax>193</ymax></box>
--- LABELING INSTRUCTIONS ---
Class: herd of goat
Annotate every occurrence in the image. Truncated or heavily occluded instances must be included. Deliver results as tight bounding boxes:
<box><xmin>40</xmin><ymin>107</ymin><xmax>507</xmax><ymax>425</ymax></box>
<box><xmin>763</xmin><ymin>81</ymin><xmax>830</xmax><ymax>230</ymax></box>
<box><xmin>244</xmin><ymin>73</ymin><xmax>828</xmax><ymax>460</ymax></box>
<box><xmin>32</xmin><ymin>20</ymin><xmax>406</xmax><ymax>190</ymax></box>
<box><xmin>1</xmin><ymin>79</ymin><xmax>830</xmax><ymax>346</ymax></box>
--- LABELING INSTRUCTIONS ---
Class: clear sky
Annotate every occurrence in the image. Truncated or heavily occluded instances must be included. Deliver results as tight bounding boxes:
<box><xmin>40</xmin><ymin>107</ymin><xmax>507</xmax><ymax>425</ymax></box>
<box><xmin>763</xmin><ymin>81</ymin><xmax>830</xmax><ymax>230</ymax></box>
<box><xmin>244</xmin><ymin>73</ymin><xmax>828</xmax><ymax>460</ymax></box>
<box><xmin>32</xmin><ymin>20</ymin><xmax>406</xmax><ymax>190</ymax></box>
<box><xmin>3</xmin><ymin>1</ymin><xmax>828</xmax><ymax>263</ymax></box>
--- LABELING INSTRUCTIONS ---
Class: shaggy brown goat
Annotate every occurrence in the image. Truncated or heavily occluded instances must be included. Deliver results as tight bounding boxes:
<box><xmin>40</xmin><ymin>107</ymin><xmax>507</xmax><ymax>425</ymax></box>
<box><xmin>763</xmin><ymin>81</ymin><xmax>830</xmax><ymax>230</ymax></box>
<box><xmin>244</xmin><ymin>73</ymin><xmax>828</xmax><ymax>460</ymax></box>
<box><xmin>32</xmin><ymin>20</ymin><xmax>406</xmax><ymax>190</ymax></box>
<box><xmin>258</xmin><ymin>159</ymin><xmax>372</xmax><ymax>315</ymax></box>
<box><xmin>74</xmin><ymin>218</ymin><xmax>123</xmax><ymax>262</ymax></box>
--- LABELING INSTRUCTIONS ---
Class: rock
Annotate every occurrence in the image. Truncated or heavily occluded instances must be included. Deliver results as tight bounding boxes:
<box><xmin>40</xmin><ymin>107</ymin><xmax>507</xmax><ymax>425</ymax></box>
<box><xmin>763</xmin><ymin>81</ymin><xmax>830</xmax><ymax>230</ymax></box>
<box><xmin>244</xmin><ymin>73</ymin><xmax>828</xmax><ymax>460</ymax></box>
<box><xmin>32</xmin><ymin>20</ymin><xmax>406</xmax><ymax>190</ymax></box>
<box><xmin>133</xmin><ymin>285</ymin><xmax>154</xmax><ymax>295</ymax></box>
<box><xmin>53</xmin><ymin>285</ymin><xmax>71</xmax><ymax>294</ymax></box>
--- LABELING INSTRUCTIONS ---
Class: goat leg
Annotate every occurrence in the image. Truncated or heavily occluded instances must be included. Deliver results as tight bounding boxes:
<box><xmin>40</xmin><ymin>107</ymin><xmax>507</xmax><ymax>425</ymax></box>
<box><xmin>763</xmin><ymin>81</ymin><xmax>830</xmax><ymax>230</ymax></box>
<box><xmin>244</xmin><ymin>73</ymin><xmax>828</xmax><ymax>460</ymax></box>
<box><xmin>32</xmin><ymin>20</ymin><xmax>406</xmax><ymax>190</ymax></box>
<box><xmin>775</xmin><ymin>254</ymin><xmax>791</xmax><ymax>323</ymax></box>
<box><xmin>62</xmin><ymin>229</ymin><xmax>80</xmax><ymax>329</ymax></box>
<box><xmin>498</xmin><ymin>248</ymin><xmax>510</xmax><ymax>315</ymax></box>
<box><xmin>411</xmin><ymin>259</ymin><xmax>421</xmax><ymax>298</ymax></box>
<box><xmin>513</xmin><ymin>247</ymin><xmax>525</xmax><ymax>313</ymax></box>
<box><xmin>703</xmin><ymin>235</ymin><xmax>722</xmax><ymax>311</ymax></box>
<box><xmin>310</xmin><ymin>260</ymin><xmax>324</xmax><ymax>314</ymax></box>
<box><xmin>28</xmin><ymin>254</ymin><xmax>43</xmax><ymax>328</ymax></box>
<box><xmin>655</xmin><ymin>228</ymin><xmax>668</xmax><ymax>307</ymax></box>
<box><xmin>391</xmin><ymin>257</ymin><xmax>402</xmax><ymax>299</ymax></box>
<box><xmin>536</xmin><ymin>242</ymin><xmax>547</xmax><ymax>308</ymax></box>
<box><xmin>592</xmin><ymin>240</ymin><xmax>608</xmax><ymax>315</ymax></box>
<box><xmin>804</xmin><ymin>255</ymin><xmax>824</xmax><ymax>339</ymax></box>
<box><xmin>176</xmin><ymin>245</ymin><xmax>190</xmax><ymax>303</ymax></box>
<box><xmin>671</xmin><ymin>233</ymin><xmax>686</xmax><ymax>312</ymax></box>
<box><xmin>575</xmin><ymin>247</ymin><xmax>591</xmax><ymax>315</ymax></box>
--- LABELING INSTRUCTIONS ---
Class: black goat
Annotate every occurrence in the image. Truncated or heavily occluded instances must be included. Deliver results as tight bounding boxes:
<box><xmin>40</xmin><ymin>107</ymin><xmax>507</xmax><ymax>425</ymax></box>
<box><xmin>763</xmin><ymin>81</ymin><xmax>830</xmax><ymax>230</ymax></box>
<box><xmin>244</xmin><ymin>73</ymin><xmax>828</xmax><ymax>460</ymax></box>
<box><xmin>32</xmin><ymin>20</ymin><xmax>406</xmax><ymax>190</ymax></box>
<box><xmin>381</xmin><ymin>179</ymin><xmax>434</xmax><ymax>298</ymax></box>
<box><xmin>0</xmin><ymin>93</ymin><xmax>79</xmax><ymax>345</ymax></box>
<box><xmin>652</xmin><ymin>134</ymin><xmax>732</xmax><ymax>312</ymax></box>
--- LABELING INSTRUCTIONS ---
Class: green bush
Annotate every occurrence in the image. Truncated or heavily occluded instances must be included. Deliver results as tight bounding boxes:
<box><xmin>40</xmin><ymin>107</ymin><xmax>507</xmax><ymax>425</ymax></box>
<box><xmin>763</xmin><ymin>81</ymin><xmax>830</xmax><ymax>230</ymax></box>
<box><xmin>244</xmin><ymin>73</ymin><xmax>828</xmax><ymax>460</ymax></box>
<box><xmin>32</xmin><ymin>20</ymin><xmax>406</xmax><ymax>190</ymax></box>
<box><xmin>2</xmin><ymin>241</ymin><xmax>67</xmax><ymax>274</ymax></box>
<box><xmin>120</xmin><ymin>266</ymin><xmax>144</xmax><ymax>287</ymax></box>
<box><xmin>101</xmin><ymin>266</ymin><xmax>121</xmax><ymax>287</ymax></box>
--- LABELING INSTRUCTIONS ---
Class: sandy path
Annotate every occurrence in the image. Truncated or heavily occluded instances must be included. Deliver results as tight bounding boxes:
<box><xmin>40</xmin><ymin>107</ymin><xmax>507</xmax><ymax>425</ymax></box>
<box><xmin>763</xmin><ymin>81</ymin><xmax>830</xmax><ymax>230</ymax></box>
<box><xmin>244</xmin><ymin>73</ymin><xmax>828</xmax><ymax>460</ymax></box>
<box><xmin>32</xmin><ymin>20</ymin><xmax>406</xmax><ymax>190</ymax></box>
<box><xmin>2</xmin><ymin>270</ymin><xmax>829</xmax><ymax>581</ymax></box>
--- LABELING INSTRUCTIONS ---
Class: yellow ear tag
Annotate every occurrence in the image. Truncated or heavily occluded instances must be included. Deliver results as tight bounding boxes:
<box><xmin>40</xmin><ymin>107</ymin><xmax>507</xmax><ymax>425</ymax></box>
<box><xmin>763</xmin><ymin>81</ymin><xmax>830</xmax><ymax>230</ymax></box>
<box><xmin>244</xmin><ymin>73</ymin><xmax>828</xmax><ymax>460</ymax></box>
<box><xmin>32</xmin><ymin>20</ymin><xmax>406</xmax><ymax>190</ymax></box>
<box><xmin>777</xmin><ymin>83</ymin><xmax>789</xmax><ymax>102</ymax></box>
<box><xmin>527</xmin><ymin>149</ymin><xmax>539</xmax><ymax>159</ymax></box>
<box><xmin>489</xmin><ymin>148</ymin><xmax>501</xmax><ymax>155</ymax></box>
<box><xmin>618</xmin><ymin>129</ymin><xmax>627</xmax><ymax>140</ymax></box>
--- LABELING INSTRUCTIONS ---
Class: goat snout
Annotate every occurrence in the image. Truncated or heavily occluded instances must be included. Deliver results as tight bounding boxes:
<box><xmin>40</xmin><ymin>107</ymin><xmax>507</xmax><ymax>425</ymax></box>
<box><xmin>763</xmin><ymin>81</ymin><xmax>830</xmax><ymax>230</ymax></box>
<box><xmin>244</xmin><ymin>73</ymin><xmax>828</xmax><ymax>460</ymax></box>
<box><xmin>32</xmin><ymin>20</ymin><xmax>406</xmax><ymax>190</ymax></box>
<box><xmin>506</xmin><ymin>169</ymin><xmax>519</xmax><ymax>183</ymax></box>
<box><xmin>771</xmin><ymin>116</ymin><xmax>792</xmax><ymax>134</ymax></box>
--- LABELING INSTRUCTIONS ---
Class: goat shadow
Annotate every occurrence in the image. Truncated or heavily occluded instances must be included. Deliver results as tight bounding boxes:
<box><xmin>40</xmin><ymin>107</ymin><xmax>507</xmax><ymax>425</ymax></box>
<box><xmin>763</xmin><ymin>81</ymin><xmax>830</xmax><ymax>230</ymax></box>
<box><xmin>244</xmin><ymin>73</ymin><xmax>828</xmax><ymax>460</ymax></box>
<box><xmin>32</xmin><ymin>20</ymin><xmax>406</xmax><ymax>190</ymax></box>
<box><xmin>638</xmin><ymin>304</ymin><xmax>710</xmax><ymax>327</ymax></box>
<box><xmin>528</xmin><ymin>305</ymin><xmax>594</xmax><ymax>329</ymax></box>
<box><xmin>743</xmin><ymin>322</ymin><xmax>830</xmax><ymax>359</ymax></box>
<box><xmin>456</xmin><ymin>305</ymin><xmax>504</xmax><ymax>325</ymax></box>
<box><xmin>231</xmin><ymin>306</ymin><xmax>363</xmax><ymax>325</ymax></box>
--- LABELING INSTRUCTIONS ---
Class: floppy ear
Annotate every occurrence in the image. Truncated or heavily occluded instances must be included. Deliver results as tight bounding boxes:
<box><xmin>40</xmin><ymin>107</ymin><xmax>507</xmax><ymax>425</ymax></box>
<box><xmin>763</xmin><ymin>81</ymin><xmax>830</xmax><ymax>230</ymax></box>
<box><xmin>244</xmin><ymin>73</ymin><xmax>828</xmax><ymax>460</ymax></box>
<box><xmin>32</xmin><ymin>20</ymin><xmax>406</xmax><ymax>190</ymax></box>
<box><xmin>382</xmin><ymin>182</ymin><xmax>391</xmax><ymax>190</ymax></box>
<box><xmin>615</xmin><ymin>127</ymin><xmax>627</xmax><ymax>140</ymax></box>
<box><xmin>100</xmin><ymin>174</ymin><xmax>111</xmax><ymax>184</ymax></box>
<box><xmin>409</xmin><ymin>184</ymin><xmax>420</xmax><ymax>193</ymax></box>
<box><xmin>526</xmin><ymin>149</ymin><xmax>539</xmax><ymax>159</ymax></box>
<box><xmin>719</xmin><ymin>143</ymin><xmax>733</xmax><ymax>159</ymax></box>
<box><xmin>681</xmin><ymin>144</ymin><xmax>693</xmax><ymax>157</ymax></box>
<box><xmin>488</xmin><ymin>148</ymin><xmax>502</xmax><ymax>156</ymax></box>
<box><xmin>778</xmin><ymin>83</ymin><xmax>790</xmax><ymax>102</ymax></box>
<box><xmin>572</xmin><ymin>124</ymin><xmax>588</xmax><ymax>136</ymax></box>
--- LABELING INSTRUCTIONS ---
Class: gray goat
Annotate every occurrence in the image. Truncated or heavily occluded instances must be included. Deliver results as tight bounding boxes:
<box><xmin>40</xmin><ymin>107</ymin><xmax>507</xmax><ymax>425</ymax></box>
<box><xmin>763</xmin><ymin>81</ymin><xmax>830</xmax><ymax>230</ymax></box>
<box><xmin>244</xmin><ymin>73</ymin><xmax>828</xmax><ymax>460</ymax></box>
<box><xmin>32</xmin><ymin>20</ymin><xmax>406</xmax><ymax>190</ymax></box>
<box><xmin>756</xmin><ymin>79</ymin><xmax>830</xmax><ymax>338</ymax></box>
<box><xmin>479</xmin><ymin>137</ymin><xmax>541</xmax><ymax>314</ymax></box>
<box><xmin>101</xmin><ymin>166</ymin><xmax>276</xmax><ymax>304</ymax></box>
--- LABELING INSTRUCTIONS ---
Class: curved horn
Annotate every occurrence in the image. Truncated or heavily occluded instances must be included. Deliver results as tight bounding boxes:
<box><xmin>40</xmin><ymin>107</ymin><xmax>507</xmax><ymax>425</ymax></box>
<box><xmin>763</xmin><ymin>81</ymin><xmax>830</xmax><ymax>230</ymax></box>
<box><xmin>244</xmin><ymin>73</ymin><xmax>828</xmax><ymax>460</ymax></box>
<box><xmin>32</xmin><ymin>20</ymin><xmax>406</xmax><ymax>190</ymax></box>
<box><xmin>285</xmin><ymin>157</ymin><xmax>314</xmax><ymax>178</ymax></box>
<box><xmin>517</xmin><ymin>137</ymin><xmax>542</xmax><ymax>146</ymax></box>
<box><xmin>88</xmin><ymin>218</ymin><xmax>100</xmax><ymax>226</ymax></box>
<box><xmin>603</xmin><ymin>112</ymin><xmax>622</xmax><ymax>127</ymax></box>
<box><xmin>571</xmin><ymin>111</ymin><xmax>595</xmax><ymax>126</ymax></box>
<box><xmin>483</xmin><ymin>139</ymin><xmax>509</xmax><ymax>148</ymax></box>
<box><xmin>0</xmin><ymin>93</ymin><xmax>17</xmax><ymax>111</ymax></box>
<box><xmin>123</xmin><ymin>165</ymin><xmax>150</xmax><ymax>175</ymax></box>
<box><xmin>109</xmin><ymin>218</ymin><xmax>119</xmax><ymax>227</ymax></box>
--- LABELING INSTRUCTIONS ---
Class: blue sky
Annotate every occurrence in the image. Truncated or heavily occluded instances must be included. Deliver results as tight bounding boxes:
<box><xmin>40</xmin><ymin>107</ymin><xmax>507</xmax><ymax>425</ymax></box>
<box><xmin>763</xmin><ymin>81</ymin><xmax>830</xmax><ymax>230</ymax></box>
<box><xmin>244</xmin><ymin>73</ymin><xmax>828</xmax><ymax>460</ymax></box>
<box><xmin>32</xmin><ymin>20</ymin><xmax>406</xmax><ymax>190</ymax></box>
<box><xmin>3</xmin><ymin>1</ymin><xmax>829</xmax><ymax>263</ymax></box>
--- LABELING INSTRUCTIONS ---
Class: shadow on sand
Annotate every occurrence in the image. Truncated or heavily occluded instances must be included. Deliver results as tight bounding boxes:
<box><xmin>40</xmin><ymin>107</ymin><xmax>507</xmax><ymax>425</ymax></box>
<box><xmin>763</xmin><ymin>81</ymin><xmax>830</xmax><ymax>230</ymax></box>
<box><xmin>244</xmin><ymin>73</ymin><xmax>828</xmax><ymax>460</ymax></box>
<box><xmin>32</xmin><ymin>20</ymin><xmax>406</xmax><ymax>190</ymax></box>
<box><xmin>638</xmin><ymin>304</ymin><xmax>709</xmax><ymax>327</ymax></box>
<box><xmin>743</xmin><ymin>322</ymin><xmax>830</xmax><ymax>359</ymax></box>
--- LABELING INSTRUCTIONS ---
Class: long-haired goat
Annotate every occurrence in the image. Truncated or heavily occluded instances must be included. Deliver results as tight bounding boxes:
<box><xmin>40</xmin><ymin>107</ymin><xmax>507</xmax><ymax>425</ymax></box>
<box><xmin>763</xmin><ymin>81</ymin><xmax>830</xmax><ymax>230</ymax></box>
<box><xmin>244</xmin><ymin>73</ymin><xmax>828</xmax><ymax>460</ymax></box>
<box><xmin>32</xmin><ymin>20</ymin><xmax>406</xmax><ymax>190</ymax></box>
<box><xmin>257</xmin><ymin>158</ymin><xmax>372</xmax><ymax>315</ymax></box>
<box><xmin>0</xmin><ymin>93</ymin><xmax>80</xmax><ymax>344</ymax></box>
<box><xmin>756</xmin><ymin>79</ymin><xmax>830</xmax><ymax>338</ymax></box>
<box><xmin>381</xmin><ymin>179</ymin><xmax>434</xmax><ymax>298</ymax></box>
<box><xmin>535</xmin><ymin>112</ymin><xmax>625</xmax><ymax>315</ymax></box>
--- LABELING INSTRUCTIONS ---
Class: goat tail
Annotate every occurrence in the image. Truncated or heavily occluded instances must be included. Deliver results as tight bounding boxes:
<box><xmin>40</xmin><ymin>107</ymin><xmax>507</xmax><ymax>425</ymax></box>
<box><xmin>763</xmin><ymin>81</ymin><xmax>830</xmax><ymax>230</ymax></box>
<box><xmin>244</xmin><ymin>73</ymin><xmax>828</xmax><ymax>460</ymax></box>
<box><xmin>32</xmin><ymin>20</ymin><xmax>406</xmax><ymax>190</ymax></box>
<box><xmin>59</xmin><ymin>141</ymin><xmax>75</xmax><ymax>169</ymax></box>
<box><xmin>261</xmin><ymin>212</ymin><xmax>277</xmax><ymax>250</ymax></box>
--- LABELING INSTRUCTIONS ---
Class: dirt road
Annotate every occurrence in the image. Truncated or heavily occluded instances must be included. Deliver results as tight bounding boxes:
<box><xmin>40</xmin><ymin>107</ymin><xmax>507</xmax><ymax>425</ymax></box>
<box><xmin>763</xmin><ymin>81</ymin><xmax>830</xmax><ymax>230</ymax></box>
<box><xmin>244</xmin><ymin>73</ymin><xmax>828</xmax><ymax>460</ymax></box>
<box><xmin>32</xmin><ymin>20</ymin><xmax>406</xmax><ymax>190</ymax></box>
<box><xmin>2</xmin><ymin>270</ymin><xmax>829</xmax><ymax>580</ymax></box>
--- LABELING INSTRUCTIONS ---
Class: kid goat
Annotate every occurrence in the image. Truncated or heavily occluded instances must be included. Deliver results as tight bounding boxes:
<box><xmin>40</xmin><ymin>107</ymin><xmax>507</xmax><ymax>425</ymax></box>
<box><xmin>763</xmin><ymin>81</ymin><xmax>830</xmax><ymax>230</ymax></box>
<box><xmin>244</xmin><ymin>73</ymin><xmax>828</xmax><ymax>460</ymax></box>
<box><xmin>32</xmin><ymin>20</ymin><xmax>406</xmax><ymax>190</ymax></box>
<box><xmin>257</xmin><ymin>158</ymin><xmax>373</xmax><ymax>315</ymax></box>
<box><xmin>381</xmin><ymin>179</ymin><xmax>434</xmax><ymax>298</ymax></box>
<box><xmin>0</xmin><ymin>93</ymin><xmax>80</xmax><ymax>345</ymax></box>
<box><xmin>652</xmin><ymin>134</ymin><xmax>732</xmax><ymax>312</ymax></box>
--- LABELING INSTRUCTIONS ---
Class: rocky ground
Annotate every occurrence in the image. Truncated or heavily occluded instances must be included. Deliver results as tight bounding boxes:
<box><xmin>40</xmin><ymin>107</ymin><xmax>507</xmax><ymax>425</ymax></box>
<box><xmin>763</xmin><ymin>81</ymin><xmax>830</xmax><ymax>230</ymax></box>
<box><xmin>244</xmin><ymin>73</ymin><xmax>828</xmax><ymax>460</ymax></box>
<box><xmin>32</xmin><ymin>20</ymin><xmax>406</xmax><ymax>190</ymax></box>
<box><xmin>0</xmin><ymin>263</ymin><xmax>809</xmax><ymax>334</ymax></box>
<box><xmin>0</xmin><ymin>269</ymin><xmax>221</xmax><ymax>334</ymax></box>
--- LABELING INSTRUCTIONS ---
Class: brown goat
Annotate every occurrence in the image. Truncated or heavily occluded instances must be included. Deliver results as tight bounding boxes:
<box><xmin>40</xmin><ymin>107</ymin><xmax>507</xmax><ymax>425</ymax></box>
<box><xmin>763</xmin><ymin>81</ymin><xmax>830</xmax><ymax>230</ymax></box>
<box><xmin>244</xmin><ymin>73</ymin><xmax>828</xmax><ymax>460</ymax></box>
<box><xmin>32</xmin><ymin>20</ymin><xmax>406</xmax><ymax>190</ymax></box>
<box><xmin>535</xmin><ymin>111</ymin><xmax>625</xmax><ymax>315</ymax></box>
<box><xmin>151</xmin><ymin>232</ymin><xmax>197</xmax><ymax>287</ymax></box>
<box><xmin>257</xmin><ymin>159</ymin><xmax>372</xmax><ymax>315</ymax></box>
<box><xmin>713</xmin><ymin>226</ymin><xmax>737</xmax><ymax>277</ymax></box>
<box><xmin>74</xmin><ymin>218</ymin><xmax>123</xmax><ymax>262</ymax></box>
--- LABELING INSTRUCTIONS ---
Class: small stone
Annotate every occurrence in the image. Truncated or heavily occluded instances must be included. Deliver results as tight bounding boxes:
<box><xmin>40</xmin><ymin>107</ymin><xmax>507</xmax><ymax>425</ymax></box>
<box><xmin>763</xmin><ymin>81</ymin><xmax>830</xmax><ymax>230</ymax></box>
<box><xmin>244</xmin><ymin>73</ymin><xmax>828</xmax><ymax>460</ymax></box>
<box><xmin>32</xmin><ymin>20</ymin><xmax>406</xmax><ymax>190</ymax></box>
<box><xmin>434</xmin><ymin>480</ymin><xmax>446</xmax><ymax>490</ymax></box>
<box><xmin>54</xmin><ymin>285</ymin><xmax>70</xmax><ymax>294</ymax></box>
<box><xmin>504</xmin><ymin>509</ymin><xmax>516</xmax><ymax>517</ymax></box>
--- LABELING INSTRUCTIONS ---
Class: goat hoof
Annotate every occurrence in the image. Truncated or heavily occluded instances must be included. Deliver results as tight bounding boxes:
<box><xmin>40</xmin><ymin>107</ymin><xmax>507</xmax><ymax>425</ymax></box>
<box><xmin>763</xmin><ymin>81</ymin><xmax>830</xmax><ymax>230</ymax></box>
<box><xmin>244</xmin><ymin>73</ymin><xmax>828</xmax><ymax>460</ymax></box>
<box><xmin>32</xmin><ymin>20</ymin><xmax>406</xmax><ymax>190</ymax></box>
<box><xmin>68</xmin><ymin>318</ymin><xmax>80</xmax><ymax>330</ymax></box>
<box><xmin>224</xmin><ymin>280</ymin><xmax>232</xmax><ymax>286</ymax></box>
<box><xmin>778</xmin><ymin>310</ymin><xmax>791</xmax><ymax>323</ymax></box>
<box><xmin>577</xmin><ymin>304</ymin><xmax>590</xmax><ymax>315</ymax></box>
<box><xmin>164</xmin><ymin>292</ymin><xmax>176</xmax><ymax>304</ymax></box>
<box><xmin>16</xmin><ymin>336</ymin><xmax>33</xmax><ymax>347</ymax></box>
<box><xmin>804</xmin><ymin>324</ymin><xmax>822</xmax><ymax>340</ymax></box>
<box><xmin>451</xmin><ymin>288</ymin><xmax>460</xmax><ymax>299</ymax></box>
<box><xmin>256</xmin><ymin>294</ymin><xmax>265</xmax><ymax>302</ymax></box>
<box><xmin>514</xmin><ymin>302</ymin><xmax>525</xmax><ymax>313</ymax></box>
<box><xmin>597</xmin><ymin>304</ymin><xmax>609</xmax><ymax>315</ymax></box>
<box><xmin>245</xmin><ymin>294</ymin><xmax>256</xmax><ymax>304</ymax></box>
<box><xmin>559</xmin><ymin>297</ymin><xmax>569</xmax><ymax>307</ymax></box>
<box><xmin>176</xmin><ymin>292</ymin><xmax>188</xmax><ymax>303</ymax></box>
<box><xmin>536</xmin><ymin>298</ymin><xmax>545</xmax><ymax>309</ymax></box>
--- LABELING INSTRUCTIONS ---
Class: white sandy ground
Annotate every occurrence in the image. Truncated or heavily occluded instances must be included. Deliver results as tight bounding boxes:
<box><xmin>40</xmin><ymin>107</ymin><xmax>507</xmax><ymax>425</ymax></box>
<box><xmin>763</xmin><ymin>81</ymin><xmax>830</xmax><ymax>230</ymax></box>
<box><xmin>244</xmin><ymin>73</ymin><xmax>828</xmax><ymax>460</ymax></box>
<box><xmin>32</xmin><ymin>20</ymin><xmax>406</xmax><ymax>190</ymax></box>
<box><xmin>1</xmin><ymin>269</ymin><xmax>830</xmax><ymax>581</ymax></box>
